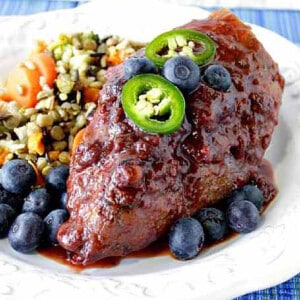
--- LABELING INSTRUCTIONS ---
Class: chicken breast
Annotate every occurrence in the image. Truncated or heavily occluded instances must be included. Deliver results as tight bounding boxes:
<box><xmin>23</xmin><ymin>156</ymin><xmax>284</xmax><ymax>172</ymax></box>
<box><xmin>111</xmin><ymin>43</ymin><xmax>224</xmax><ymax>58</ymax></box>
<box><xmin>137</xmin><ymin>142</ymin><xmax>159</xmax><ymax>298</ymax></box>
<box><xmin>57</xmin><ymin>10</ymin><xmax>284</xmax><ymax>264</ymax></box>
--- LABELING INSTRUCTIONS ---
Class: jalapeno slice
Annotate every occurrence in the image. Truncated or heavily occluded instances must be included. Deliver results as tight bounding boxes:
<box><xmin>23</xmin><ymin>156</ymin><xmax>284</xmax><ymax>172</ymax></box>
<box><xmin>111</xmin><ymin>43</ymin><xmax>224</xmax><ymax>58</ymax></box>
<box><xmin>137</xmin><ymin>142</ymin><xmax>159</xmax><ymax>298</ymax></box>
<box><xmin>121</xmin><ymin>74</ymin><xmax>185</xmax><ymax>134</ymax></box>
<box><xmin>146</xmin><ymin>29</ymin><xmax>216</xmax><ymax>67</ymax></box>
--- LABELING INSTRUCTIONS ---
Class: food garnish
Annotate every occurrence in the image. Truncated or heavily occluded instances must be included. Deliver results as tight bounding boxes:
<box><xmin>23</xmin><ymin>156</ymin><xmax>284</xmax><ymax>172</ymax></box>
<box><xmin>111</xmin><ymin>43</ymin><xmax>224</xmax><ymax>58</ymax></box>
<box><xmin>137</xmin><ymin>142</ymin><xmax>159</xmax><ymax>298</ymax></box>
<box><xmin>194</xmin><ymin>208</ymin><xmax>227</xmax><ymax>242</ymax></box>
<box><xmin>123</xmin><ymin>57</ymin><xmax>157</xmax><ymax>80</ymax></box>
<box><xmin>121</xmin><ymin>74</ymin><xmax>185</xmax><ymax>134</ymax></box>
<box><xmin>8</xmin><ymin>212</ymin><xmax>44</xmax><ymax>253</ymax></box>
<box><xmin>162</xmin><ymin>56</ymin><xmax>200</xmax><ymax>93</ymax></box>
<box><xmin>169</xmin><ymin>217</ymin><xmax>205</xmax><ymax>260</ymax></box>
<box><xmin>202</xmin><ymin>64</ymin><xmax>232</xmax><ymax>91</ymax></box>
<box><xmin>226</xmin><ymin>200</ymin><xmax>260</xmax><ymax>233</ymax></box>
<box><xmin>145</xmin><ymin>28</ymin><xmax>216</xmax><ymax>67</ymax></box>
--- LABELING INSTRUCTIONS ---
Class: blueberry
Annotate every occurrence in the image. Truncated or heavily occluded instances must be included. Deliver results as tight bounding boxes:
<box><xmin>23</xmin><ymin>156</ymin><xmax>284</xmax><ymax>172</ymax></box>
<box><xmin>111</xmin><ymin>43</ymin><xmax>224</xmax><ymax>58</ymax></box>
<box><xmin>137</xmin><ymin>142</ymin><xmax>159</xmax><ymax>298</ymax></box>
<box><xmin>0</xmin><ymin>204</ymin><xmax>16</xmax><ymax>238</ymax></box>
<box><xmin>123</xmin><ymin>57</ymin><xmax>157</xmax><ymax>80</ymax></box>
<box><xmin>0</xmin><ymin>184</ymin><xmax>24</xmax><ymax>212</ymax></box>
<box><xmin>8</xmin><ymin>212</ymin><xmax>44</xmax><ymax>253</ymax></box>
<box><xmin>45</xmin><ymin>165</ymin><xmax>69</xmax><ymax>196</ymax></box>
<box><xmin>169</xmin><ymin>217</ymin><xmax>204</xmax><ymax>260</ymax></box>
<box><xmin>162</xmin><ymin>56</ymin><xmax>200</xmax><ymax>93</ymax></box>
<box><xmin>226</xmin><ymin>200</ymin><xmax>260</xmax><ymax>233</ymax></box>
<box><xmin>1</xmin><ymin>159</ymin><xmax>36</xmax><ymax>195</ymax></box>
<box><xmin>43</xmin><ymin>209</ymin><xmax>68</xmax><ymax>245</ymax></box>
<box><xmin>194</xmin><ymin>207</ymin><xmax>227</xmax><ymax>241</ymax></box>
<box><xmin>202</xmin><ymin>64</ymin><xmax>231</xmax><ymax>91</ymax></box>
<box><xmin>227</xmin><ymin>185</ymin><xmax>264</xmax><ymax>210</ymax></box>
<box><xmin>22</xmin><ymin>188</ymin><xmax>52</xmax><ymax>217</ymax></box>
<box><xmin>59</xmin><ymin>192</ymin><xmax>67</xmax><ymax>209</ymax></box>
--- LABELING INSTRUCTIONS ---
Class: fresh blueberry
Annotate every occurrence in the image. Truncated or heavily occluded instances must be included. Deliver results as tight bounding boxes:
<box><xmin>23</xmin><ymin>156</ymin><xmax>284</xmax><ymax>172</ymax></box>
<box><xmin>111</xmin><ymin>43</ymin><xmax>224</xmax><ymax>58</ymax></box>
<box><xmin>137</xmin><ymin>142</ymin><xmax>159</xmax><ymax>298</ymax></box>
<box><xmin>202</xmin><ymin>64</ymin><xmax>231</xmax><ymax>91</ymax></box>
<box><xmin>1</xmin><ymin>159</ymin><xmax>36</xmax><ymax>195</ymax></box>
<box><xmin>169</xmin><ymin>217</ymin><xmax>204</xmax><ymax>260</ymax></box>
<box><xmin>0</xmin><ymin>204</ymin><xmax>16</xmax><ymax>238</ymax></box>
<box><xmin>22</xmin><ymin>188</ymin><xmax>52</xmax><ymax>217</ymax></box>
<box><xmin>59</xmin><ymin>192</ymin><xmax>67</xmax><ymax>209</ymax></box>
<box><xmin>8</xmin><ymin>212</ymin><xmax>44</xmax><ymax>253</ymax></box>
<box><xmin>0</xmin><ymin>184</ymin><xmax>24</xmax><ymax>212</ymax></box>
<box><xmin>226</xmin><ymin>200</ymin><xmax>260</xmax><ymax>233</ymax></box>
<box><xmin>45</xmin><ymin>165</ymin><xmax>69</xmax><ymax>196</ymax></box>
<box><xmin>123</xmin><ymin>57</ymin><xmax>157</xmax><ymax>80</ymax></box>
<box><xmin>194</xmin><ymin>207</ymin><xmax>227</xmax><ymax>241</ymax></box>
<box><xmin>162</xmin><ymin>56</ymin><xmax>200</xmax><ymax>93</ymax></box>
<box><xmin>227</xmin><ymin>185</ymin><xmax>264</xmax><ymax>210</ymax></box>
<box><xmin>43</xmin><ymin>209</ymin><xmax>68</xmax><ymax>245</ymax></box>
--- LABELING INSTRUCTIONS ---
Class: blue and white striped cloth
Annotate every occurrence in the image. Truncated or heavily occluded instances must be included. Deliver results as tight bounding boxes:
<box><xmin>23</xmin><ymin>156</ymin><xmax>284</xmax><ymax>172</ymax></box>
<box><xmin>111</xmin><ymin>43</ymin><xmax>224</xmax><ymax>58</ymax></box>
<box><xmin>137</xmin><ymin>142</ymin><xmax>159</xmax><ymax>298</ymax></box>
<box><xmin>0</xmin><ymin>1</ymin><xmax>299</xmax><ymax>299</ymax></box>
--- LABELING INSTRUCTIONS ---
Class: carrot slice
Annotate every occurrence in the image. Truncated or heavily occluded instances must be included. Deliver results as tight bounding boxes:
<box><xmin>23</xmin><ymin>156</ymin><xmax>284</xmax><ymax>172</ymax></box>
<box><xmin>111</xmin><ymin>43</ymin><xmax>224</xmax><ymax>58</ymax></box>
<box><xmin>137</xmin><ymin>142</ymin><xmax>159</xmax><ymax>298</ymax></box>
<box><xmin>6</xmin><ymin>65</ymin><xmax>41</xmax><ymax>108</ymax></box>
<box><xmin>72</xmin><ymin>128</ymin><xmax>85</xmax><ymax>155</ymax></box>
<box><xmin>29</xmin><ymin>52</ymin><xmax>57</xmax><ymax>88</ymax></box>
<box><xmin>107</xmin><ymin>51</ymin><xmax>122</xmax><ymax>66</ymax></box>
<box><xmin>83</xmin><ymin>86</ymin><xmax>100</xmax><ymax>103</ymax></box>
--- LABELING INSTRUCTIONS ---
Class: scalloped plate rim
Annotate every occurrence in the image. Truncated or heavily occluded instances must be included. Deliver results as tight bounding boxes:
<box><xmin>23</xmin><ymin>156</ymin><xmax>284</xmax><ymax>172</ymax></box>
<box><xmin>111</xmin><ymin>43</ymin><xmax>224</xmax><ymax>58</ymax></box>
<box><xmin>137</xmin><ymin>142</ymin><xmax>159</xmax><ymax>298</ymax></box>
<box><xmin>0</xmin><ymin>1</ymin><xmax>299</xmax><ymax>299</ymax></box>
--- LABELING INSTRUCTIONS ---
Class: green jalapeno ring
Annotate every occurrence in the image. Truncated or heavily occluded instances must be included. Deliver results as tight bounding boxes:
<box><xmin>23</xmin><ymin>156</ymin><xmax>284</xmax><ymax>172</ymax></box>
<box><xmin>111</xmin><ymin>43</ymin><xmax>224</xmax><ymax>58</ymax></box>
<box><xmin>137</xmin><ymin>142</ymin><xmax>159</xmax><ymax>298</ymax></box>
<box><xmin>145</xmin><ymin>28</ymin><xmax>216</xmax><ymax>68</ymax></box>
<box><xmin>121</xmin><ymin>74</ymin><xmax>185</xmax><ymax>134</ymax></box>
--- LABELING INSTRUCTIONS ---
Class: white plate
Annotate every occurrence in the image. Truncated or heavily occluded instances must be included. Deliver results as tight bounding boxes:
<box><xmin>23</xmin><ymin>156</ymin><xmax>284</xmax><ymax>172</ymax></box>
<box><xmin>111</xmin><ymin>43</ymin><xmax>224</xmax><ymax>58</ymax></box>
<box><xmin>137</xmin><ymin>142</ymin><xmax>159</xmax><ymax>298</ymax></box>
<box><xmin>0</xmin><ymin>1</ymin><xmax>300</xmax><ymax>299</ymax></box>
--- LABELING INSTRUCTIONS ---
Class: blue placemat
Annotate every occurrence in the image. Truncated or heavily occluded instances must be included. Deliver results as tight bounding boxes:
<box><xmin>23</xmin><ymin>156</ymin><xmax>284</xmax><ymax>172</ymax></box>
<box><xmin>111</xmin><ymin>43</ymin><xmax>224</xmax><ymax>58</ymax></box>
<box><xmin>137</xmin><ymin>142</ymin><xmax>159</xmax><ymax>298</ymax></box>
<box><xmin>0</xmin><ymin>1</ymin><xmax>299</xmax><ymax>299</ymax></box>
<box><xmin>0</xmin><ymin>0</ymin><xmax>82</xmax><ymax>15</ymax></box>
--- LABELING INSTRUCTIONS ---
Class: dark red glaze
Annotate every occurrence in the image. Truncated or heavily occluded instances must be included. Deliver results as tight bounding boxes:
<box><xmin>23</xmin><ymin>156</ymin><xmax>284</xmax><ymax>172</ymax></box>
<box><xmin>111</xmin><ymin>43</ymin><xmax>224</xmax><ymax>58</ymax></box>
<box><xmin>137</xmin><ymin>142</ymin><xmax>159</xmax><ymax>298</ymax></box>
<box><xmin>57</xmin><ymin>10</ymin><xmax>284</xmax><ymax>265</ymax></box>
<box><xmin>41</xmin><ymin>159</ymin><xmax>277</xmax><ymax>269</ymax></box>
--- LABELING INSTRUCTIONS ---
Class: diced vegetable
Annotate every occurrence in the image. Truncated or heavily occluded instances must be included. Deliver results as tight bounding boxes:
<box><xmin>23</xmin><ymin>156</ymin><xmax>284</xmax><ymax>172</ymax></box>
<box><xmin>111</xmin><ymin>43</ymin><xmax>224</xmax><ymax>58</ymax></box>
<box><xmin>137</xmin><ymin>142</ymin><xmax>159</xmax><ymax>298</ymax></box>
<box><xmin>0</xmin><ymin>146</ymin><xmax>9</xmax><ymax>166</ymax></box>
<box><xmin>107</xmin><ymin>52</ymin><xmax>122</xmax><ymax>66</ymax></box>
<box><xmin>6</xmin><ymin>66</ymin><xmax>41</xmax><ymax>108</ymax></box>
<box><xmin>27</xmin><ymin>131</ymin><xmax>45</xmax><ymax>155</ymax></box>
<box><xmin>28</xmin><ymin>161</ymin><xmax>45</xmax><ymax>186</ymax></box>
<box><xmin>72</xmin><ymin>128</ymin><xmax>85</xmax><ymax>154</ymax></box>
<box><xmin>83</xmin><ymin>86</ymin><xmax>100</xmax><ymax>103</ymax></box>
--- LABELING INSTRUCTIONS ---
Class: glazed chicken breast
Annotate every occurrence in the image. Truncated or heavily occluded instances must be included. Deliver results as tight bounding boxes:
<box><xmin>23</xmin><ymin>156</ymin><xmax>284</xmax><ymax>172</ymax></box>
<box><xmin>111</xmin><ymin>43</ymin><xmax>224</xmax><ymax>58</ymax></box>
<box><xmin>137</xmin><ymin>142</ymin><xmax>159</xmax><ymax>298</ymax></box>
<box><xmin>57</xmin><ymin>10</ymin><xmax>284</xmax><ymax>264</ymax></box>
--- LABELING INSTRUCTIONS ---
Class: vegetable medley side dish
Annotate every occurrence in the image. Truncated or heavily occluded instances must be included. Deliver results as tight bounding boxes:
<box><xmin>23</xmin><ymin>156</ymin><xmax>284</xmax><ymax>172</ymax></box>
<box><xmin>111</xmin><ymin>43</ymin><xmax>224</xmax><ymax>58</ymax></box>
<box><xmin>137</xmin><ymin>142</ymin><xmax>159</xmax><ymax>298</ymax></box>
<box><xmin>0</xmin><ymin>32</ymin><xmax>144</xmax><ymax>173</ymax></box>
<box><xmin>0</xmin><ymin>9</ymin><xmax>283</xmax><ymax>265</ymax></box>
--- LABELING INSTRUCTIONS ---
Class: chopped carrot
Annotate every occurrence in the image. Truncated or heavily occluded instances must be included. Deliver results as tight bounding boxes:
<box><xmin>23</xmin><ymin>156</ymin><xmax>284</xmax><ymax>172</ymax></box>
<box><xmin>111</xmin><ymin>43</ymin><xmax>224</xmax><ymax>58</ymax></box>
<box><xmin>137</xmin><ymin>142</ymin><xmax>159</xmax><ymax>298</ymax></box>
<box><xmin>6</xmin><ymin>65</ymin><xmax>41</xmax><ymax>108</ymax></box>
<box><xmin>0</xmin><ymin>147</ymin><xmax>9</xmax><ymax>166</ymax></box>
<box><xmin>29</xmin><ymin>52</ymin><xmax>57</xmax><ymax>88</ymax></box>
<box><xmin>48</xmin><ymin>150</ymin><xmax>60</xmax><ymax>161</ymax></box>
<box><xmin>107</xmin><ymin>51</ymin><xmax>122</xmax><ymax>66</ymax></box>
<box><xmin>28</xmin><ymin>131</ymin><xmax>45</xmax><ymax>155</ymax></box>
<box><xmin>28</xmin><ymin>161</ymin><xmax>44</xmax><ymax>186</ymax></box>
<box><xmin>72</xmin><ymin>128</ymin><xmax>85</xmax><ymax>155</ymax></box>
<box><xmin>83</xmin><ymin>86</ymin><xmax>100</xmax><ymax>103</ymax></box>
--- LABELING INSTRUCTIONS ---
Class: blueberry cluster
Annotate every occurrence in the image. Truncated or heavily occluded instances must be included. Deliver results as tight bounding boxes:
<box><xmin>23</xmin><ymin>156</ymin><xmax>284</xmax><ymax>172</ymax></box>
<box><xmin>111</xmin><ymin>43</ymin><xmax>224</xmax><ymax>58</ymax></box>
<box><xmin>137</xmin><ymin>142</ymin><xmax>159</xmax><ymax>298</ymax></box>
<box><xmin>123</xmin><ymin>56</ymin><xmax>232</xmax><ymax>93</ymax></box>
<box><xmin>168</xmin><ymin>185</ymin><xmax>264</xmax><ymax>260</ymax></box>
<box><xmin>0</xmin><ymin>159</ymin><xmax>69</xmax><ymax>253</ymax></box>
